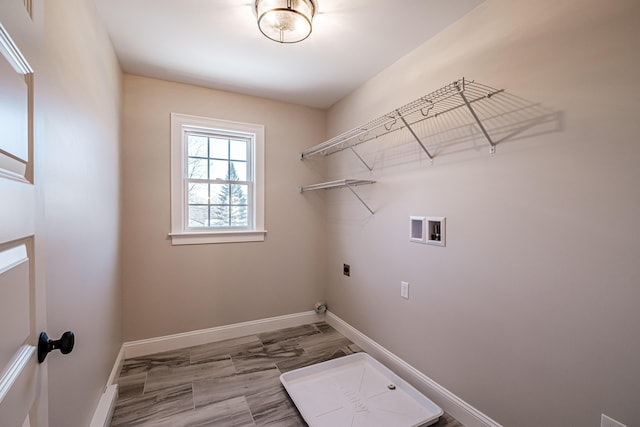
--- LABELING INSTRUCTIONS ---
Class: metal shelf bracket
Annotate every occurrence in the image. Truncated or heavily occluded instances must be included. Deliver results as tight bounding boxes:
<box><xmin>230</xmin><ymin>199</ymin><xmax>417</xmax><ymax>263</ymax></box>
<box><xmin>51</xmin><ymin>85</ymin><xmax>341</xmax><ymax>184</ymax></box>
<box><xmin>344</xmin><ymin>182</ymin><xmax>375</xmax><ymax>215</ymax></box>
<box><xmin>454</xmin><ymin>79</ymin><xmax>496</xmax><ymax>154</ymax></box>
<box><xmin>349</xmin><ymin>146</ymin><xmax>373</xmax><ymax>171</ymax></box>
<box><xmin>397</xmin><ymin>109</ymin><xmax>433</xmax><ymax>161</ymax></box>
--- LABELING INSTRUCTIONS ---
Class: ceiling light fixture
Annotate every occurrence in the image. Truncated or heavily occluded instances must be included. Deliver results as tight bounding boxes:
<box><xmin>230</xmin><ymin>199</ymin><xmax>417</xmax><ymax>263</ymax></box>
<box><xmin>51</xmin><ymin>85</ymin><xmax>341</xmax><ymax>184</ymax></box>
<box><xmin>255</xmin><ymin>0</ymin><xmax>317</xmax><ymax>44</ymax></box>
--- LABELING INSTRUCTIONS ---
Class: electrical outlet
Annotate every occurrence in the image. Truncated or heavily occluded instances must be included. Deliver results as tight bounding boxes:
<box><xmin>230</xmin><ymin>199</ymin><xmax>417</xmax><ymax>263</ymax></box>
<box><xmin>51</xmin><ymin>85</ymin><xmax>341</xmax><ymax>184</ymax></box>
<box><xmin>343</xmin><ymin>264</ymin><xmax>350</xmax><ymax>277</ymax></box>
<box><xmin>400</xmin><ymin>281</ymin><xmax>409</xmax><ymax>299</ymax></box>
<box><xmin>602</xmin><ymin>414</ymin><xmax>626</xmax><ymax>427</ymax></box>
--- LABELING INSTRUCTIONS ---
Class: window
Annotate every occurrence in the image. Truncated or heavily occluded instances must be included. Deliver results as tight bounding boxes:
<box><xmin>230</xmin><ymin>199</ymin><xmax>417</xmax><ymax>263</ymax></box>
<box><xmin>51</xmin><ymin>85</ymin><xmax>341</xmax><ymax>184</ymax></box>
<box><xmin>170</xmin><ymin>113</ymin><xmax>265</xmax><ymax>245</ymax></box>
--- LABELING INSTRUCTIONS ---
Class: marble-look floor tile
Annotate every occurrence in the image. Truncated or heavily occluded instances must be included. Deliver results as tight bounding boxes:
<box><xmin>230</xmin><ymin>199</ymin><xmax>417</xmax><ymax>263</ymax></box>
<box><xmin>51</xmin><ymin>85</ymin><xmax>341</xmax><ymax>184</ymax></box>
<box><xmin>257</xmin><ymin>324</ymin><xmax>320</xmax><ymax>346</ymax></box>
<box><xmin>262</xmin><ymin>337</ymin><xmax>306</xmax><ymax>354</ymax></box>
<box><xmin>144</xmin><ymin>357</ymin><xmax>236</xmax><ymax>394</ymax></box>
<box><xmin>115</xmin><ymin>373</ymin><xmax>146</xmax><ymax>400</ymax></box>
<box><xmin>111</xmin><ymin>383</ymin><xmax>194</xmax><ymax>426</ymax></box>
<box><xmin>312</xmin><ymin>322</ymin><xmax>334</xmax><ymax>334</ymax></box>
<box><xmin>262</xmin><ymin>342</ymin><xmax>305</xmax><ymax>357</ymax></box>
<box><xmin>190</xmin><ymin>335</ymin><xmax>264</xmax><ymax>365</ymax></box>
<box><xmin>193</xmin><ymin>367</ymin><xmax>281</xmax><ymax>408</ymax></box>
<box><xmin>153</xmin><ymin>396</ymin><xmax>256</xmax><ymax>427</ymax></box>
<box><xmin>297</xmin><ymin>327</ymin><xmax>354</xmax><ymax>356</ymax></box>
<box><xmin>245</xmin><ymin>382</ymin><xmax>303</xmax><ymax>426</ymax></box>
<box><xmin>232</xmin><ymin>343</ymin><xmax>305</xmax><ymax>374</ymax></box>
<box><xmin>119</xmin><ymin>349</ymin><xmax>190</xmax><ymax>377</ymax></box>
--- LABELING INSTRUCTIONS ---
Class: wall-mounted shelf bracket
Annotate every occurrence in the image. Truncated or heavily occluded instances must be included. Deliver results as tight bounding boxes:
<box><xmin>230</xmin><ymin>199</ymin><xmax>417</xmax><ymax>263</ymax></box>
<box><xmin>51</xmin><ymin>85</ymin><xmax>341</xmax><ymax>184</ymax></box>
<box><xmin>349</xmin><ymin>146</ymin><xmax>373</xmax><ymax>171</ymax></box>
<box><xmin>299</xmin><ymin>179</ymin><xmax>375</xmax><ymax>214</ymax></box>
<box><xmin>454</xmin><ymin>80</ymin><xmax>496</xmax><ymax>154</ymax></box>
<box><xmin>397</xmin><ymin>110</ymin><xmax>433</xmax><ymax>161</ymax></box>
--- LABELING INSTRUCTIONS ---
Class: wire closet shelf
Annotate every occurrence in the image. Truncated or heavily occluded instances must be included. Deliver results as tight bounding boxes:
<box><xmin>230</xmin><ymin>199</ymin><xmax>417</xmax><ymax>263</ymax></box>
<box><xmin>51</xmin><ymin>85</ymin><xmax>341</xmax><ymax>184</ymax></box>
<box><xmin>300</xmin><ymin>78</ymin><xmax>503</xmax><ymax>165</ymax></box>
<box><xmin>298</xmin><ymin>179</ymin><xmax>376</xmax><ymax>214</ymax></box>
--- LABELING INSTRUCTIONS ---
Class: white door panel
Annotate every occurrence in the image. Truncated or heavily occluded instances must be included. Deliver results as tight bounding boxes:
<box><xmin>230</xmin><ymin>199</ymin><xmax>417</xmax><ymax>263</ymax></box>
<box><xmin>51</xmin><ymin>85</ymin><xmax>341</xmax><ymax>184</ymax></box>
<box><xmin>0</xmin><ymin>244</ymin><xmax>31</xmax><ymax>371</ymax></box>
<box><xmin>0</xmin><ymin>345</ymin><xmax>37</xmax><ymax>427</ymax></box>
<box><xmin>0</xmin><ymin>182</ymin><xmax>34</xmax><ymax>252</ymax></box>
<box><xmin>0</xmin><ymin>1</ymin><xmax>45</xmax><ymax>426</ymax></box>
<box><xmin>0</xmin><ymin>44</ymin><xmax>29</xmax><ymax>162</ymax></box>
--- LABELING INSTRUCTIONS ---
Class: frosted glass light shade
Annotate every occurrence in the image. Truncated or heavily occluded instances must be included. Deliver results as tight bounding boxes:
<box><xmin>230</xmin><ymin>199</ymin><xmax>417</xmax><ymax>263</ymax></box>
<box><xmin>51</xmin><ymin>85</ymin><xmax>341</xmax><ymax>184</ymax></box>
<box><xmin>255</xmin><ymin>0</ymin><xmax>316</xmax><ymax>43</ymax></box>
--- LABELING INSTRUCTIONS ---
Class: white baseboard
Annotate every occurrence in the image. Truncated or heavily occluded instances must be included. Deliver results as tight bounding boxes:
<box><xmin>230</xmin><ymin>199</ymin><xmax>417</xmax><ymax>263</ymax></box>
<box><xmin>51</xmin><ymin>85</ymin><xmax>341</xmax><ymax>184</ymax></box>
<box><xmin>89</xmin><ymin>346</ymin><xmax>124</xmax><ymax>427</ymax></box>
<box><xmin>89</xmin><ymin>384</ymin><xmax>118</xmax><ymax>427</ymax></box>
<box><xmin>106</xmin><ymin>345</ymin><xmax>125</xmax><ymax>388</ymax></box>
<box><xmin>326</xmin><ymin>311</ymin><xmax>502</xmax><ymax>427</ymax></box>
<box><xmin>122</xmin><ymin>311</ymin><xmax>323</xmax><ymax>359</ymax></box>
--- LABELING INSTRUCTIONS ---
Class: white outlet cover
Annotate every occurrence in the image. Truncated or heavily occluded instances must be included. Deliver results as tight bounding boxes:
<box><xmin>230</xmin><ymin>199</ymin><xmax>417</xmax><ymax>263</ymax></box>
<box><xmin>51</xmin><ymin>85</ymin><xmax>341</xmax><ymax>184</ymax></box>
<box><xmin>400</xmin><ymin>281</ymin><xmax>409</xmax><ymax>299</ymax></box>
<box><xmin>602</xmin><ymin>414</ymin><xmax>626</xmax><ymax>427</ymax></box>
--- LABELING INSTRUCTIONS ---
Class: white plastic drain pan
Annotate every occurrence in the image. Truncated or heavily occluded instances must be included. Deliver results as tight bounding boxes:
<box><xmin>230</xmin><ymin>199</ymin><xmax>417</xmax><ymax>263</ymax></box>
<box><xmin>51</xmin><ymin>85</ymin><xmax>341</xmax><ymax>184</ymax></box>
<box><xmin>280</xmin><ymin>353</ymin><xmax>443</xmax><ymax>427</ymax></box>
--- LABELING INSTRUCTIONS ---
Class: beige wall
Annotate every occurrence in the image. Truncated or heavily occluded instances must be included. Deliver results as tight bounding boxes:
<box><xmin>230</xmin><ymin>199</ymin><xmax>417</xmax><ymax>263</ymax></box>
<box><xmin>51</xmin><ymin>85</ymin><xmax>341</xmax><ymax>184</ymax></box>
<box><xmin>325</xmin><ymin>0</ymin><xmax>640</xmax><ymax>426</ymax></box>
<box><xmin>42</xmin><ymin>0</ymin><xmax>122</xmax><ymax>426</ymax></box>
<box><xmin>121</xmin><ymin>75</ymin><xmax>327</xmax><ymax>341</ymax></box>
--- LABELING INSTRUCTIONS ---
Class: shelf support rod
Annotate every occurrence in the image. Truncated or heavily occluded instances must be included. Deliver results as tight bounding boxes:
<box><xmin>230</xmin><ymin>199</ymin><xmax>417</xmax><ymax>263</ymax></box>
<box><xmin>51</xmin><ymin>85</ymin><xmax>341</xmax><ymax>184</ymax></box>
<box><xmin>455</xmin><ymin>81</ymin><xmax>496</xmax><ymax>154</ymax></box>
<box><xmin>397</xmin><ymin>110</ymin><xmax>433</xmax><ymax>161</ymax></box>
<box><xmin>344</xmin><ymin>183</ymin><xmax>375</xmax><ymax>215</ymax></box>
<box><xmin>349</xmin><ymin>146</ymin><xmax>373</xmax><ymax>171</ymax></box>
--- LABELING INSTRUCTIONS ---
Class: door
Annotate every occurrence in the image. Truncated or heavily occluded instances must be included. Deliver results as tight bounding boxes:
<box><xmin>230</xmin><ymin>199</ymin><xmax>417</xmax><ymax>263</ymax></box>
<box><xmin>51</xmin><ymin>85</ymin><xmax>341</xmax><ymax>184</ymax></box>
<box><xmin>0</xmin><ymin>1</ymin><xmax>45</xmax><ymax>426</ymax></box>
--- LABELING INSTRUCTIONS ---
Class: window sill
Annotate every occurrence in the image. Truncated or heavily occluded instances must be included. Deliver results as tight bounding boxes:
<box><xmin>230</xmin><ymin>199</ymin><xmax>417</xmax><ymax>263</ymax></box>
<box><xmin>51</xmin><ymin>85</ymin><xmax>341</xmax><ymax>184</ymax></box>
<box><xmin>169</xmin><ymin>230</ymin><xmax>267</xmax><ymax>245</ymax></box>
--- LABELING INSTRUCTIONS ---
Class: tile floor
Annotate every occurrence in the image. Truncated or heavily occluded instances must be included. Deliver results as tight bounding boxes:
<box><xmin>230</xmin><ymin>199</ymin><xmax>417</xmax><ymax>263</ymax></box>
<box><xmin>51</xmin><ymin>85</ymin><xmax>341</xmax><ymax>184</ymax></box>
<box><xmin>111</xmin><ymin>322</ymin><xmax>463</xmax><ymax>427</ymax></box>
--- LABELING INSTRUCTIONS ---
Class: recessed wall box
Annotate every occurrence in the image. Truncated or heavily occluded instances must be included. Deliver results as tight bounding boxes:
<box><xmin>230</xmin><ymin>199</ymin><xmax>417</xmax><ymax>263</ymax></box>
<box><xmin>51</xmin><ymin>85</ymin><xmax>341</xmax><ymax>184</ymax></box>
<box><xmin>427</xmin><ymin>217</ymin><xmax>446</xmax><ymax>247</ymax></box>
<box><xmin>409</xmin><ymin>216</ymin><xmax>427</xmax><ymax>244</ymax></box>
<box><xmin>343</xmin><ymin>263</ymin><xmax>350</xmax><ymax>277</ymax></box>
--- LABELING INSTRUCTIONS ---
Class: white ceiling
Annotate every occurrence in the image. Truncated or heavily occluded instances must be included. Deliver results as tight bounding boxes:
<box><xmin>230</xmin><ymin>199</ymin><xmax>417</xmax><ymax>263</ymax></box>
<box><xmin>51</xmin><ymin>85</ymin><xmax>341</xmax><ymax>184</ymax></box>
<box><xmin>95</xmin><ymin>0</ymin><xmax>484</xmax><ymax>109</ymax></box>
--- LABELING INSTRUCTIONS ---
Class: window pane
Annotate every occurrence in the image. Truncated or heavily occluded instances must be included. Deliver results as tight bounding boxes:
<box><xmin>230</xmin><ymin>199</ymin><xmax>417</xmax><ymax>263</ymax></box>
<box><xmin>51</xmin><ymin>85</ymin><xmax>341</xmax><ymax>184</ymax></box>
<box><xmin>187</xmin><ymin>158</ymin><xmax>208</xmax><ymax>179</ymax></box>
<box><xmin>230</xmin><ymin>184</ymin><xmax>248</xmax><ymax>205</ymax></box>
<box><xmin>188</xmin><ymin>135</ymin><xmax>208</xmax><ymax>157</ymax></box>
<box><xmin>231</xmin><ymin>206</ymin><xmax>248</xmax><ymax>227</ymax></box>
<box><xmin>210</xmin><ymin>160</ymin><xmax>229</xmax><ymax>180</ymax></box>
<box><xmin>229</xmin><ymin>139</ymin><xmax>247</xmax><ymax>161</ymax></box>
<box><xmin>188</xmin><ymin>183</ymin><xmax>209</xmax><ymax>204</ymax></box>
<box><xmin>231</xmin><ymin>161</ymin><xmax>247</xmax><ymax>181</ymax></box>
<box><xmin>211</xmin><ymin>205</ymin><xmax>229</xmax><ymax>227</ymax></box>
<box><xmin>210</xmin><ymin>138</ymin><xmax>228</xmax><ymax>159</ymax></box>
<box><xmin>210</xmin><ymin>184</ymin><xmax>228</xmax><ymax>205</ymax></box>
<box><xmin>188</xmin><ymin>205</ymin><xmax>209</xmax><ymax>228</ymax></box>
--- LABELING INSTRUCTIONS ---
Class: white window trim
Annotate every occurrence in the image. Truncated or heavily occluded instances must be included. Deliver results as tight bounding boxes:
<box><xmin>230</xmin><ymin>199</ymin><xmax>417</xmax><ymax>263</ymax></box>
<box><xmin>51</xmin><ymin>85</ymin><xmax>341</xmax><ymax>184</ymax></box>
<box><xmin>170</xmin><ymin>113</ymin><xmax>266</xmax><ymax>245</ymax></box>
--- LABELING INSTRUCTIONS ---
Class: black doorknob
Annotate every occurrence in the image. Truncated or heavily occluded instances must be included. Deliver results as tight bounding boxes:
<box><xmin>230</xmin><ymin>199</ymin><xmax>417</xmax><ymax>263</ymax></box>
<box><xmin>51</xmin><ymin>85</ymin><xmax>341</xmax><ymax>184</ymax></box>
<box><xmin>37</xmin><ymin>331</ymin><xmax>74</xmax><ymax>363</ymax></box>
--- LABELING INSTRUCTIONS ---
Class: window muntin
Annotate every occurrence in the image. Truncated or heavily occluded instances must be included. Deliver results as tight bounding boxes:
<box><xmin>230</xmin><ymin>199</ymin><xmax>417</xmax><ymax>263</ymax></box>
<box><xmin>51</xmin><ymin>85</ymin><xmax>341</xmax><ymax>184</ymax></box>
<box><xmin>185</xmin><ymin>131</ymin><xmax>252</xmax><ymax>230</ymax></box>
